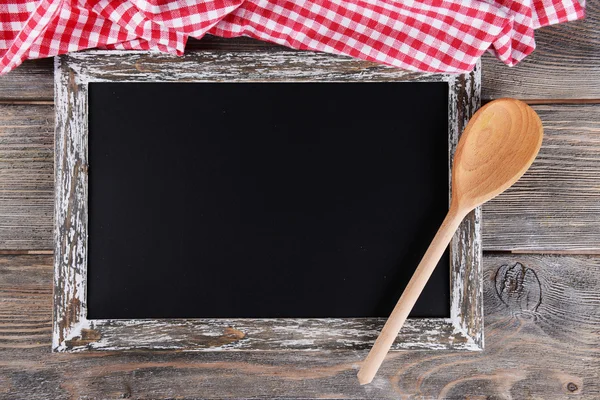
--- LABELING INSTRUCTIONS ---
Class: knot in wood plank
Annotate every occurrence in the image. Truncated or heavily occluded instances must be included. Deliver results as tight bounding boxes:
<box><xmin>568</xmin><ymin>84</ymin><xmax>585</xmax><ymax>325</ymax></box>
<box><xmin>494</xmin><ymin>262</ymin><xmax>542</xmax><ymax>315</ymax></box>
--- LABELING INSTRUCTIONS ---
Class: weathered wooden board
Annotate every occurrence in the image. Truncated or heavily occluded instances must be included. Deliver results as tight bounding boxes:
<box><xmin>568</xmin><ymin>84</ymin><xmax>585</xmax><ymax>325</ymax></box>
<box><xmin>0</xmin><ymin>58</ymin><xmax>54</xmax><ymax>102</ymax></box>
<box><xmin>482</xmin><ymin>1</ymin><xmax>600</xmax><ymax>101</ymax></box>
<box><xmin>0</xmin><ymin>105</ymin><xmax>54</xmax><ymax>250</ymax></box>
<box><xmin>1</xmin><ymin>254</ymin><xmax>598</xmax><ymax>399</ymax></box>
<box><xmin>483</xmin><ymin>104</ymin><xmax>600</xmax><ymax>251</ymax></box>
<box><xmin>1</xmin><ymin>103</ymin><xmax>598</xmax><ymax>252</ymax></box>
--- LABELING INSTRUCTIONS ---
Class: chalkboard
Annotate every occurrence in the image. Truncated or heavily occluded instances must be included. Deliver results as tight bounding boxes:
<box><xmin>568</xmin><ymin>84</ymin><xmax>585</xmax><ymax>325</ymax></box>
<box><xmin>86</xmin><ymin>81</ymin><xmax>449</xmax><ymax>319</ymax></box>
<box><xmin>53</xmin><ymin>51</ymin><xmax>483</xmax><ymax>352</ymax></box>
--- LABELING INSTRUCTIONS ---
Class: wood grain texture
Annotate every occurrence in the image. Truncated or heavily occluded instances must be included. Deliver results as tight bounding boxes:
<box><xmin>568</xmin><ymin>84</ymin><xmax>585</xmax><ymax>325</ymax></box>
<box><xmin>0</xmin><ymin>255</ymin><xmax>52</xmax><ymax>350</ymax></box>
<box><xmin>483</xmin><ymin>104</ymin><xmax>600</xmax><ymax>251</ymax></box>
<box><xmin>53</xmin><ymin>51</ymin><xmax>483</xmax><ymax>352</ymax></box>
<box><xmin>0</xmin><ymin>58</ymin><xmax>54</xmax><ymax>102</ymax></box>
<box><xmin>1</xmin><ymin>254</ymin><xmax>598</xmax><ymax>399</ymax></box>
<box><xmin>186</xmin><ymin>35</ymin><xmax>286</xmax><ymax>52</ymax></box>
<box><xmin>0</xmin><ymin>105</ymin><xmax>54</xmax><ymax>250</ymax></box>
<box><xmin>482</xmin><ymin>1</ymin><xmax>600</xmax><ymax>100</ymax></box>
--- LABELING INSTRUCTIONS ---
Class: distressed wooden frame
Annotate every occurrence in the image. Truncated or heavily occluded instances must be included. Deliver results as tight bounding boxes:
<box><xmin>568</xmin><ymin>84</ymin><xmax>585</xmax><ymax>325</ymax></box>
<box><xmin>53</xmin><ymin>50</ymin><xmax>482</xmax><ymax>352</ymax></box>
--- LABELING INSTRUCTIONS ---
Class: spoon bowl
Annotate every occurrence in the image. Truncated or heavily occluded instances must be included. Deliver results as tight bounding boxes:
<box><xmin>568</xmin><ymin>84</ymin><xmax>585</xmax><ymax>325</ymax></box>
<box><xmin>453</xmin><ymin>99</ymin><xmax>544</xmax><ymax>211</ymax></box>
<box><xmin>358</xmin><ymin>98</ymin><xmax>543</xmax><ymax>385</ymax></box>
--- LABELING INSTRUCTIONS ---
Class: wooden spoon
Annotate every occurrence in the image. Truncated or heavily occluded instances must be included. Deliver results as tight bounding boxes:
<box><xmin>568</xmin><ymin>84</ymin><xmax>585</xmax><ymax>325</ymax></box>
<box><xmin>357</xmin><ymin>98</ymin><xmax>544</xmax><ymax>385</ymax></box>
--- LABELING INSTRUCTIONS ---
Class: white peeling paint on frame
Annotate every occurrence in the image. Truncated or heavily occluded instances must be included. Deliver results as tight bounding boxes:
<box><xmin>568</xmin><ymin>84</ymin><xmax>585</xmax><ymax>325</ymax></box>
<box><xmin>452</xmin><ymin>63</ymin><xmax>484</xmax><ymax>349</ymax></box>
<box><xmin>53</xmin><ymin>50</ymin><xmax>483</xmax><ymax>352</ymax></box>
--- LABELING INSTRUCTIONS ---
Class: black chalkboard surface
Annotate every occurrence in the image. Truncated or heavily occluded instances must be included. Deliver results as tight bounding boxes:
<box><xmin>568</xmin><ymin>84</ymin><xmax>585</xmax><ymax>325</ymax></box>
<box><xmin>87</xmin><ymin>82</ymin><xmax>449</xmax><ymax>319</ymax></box>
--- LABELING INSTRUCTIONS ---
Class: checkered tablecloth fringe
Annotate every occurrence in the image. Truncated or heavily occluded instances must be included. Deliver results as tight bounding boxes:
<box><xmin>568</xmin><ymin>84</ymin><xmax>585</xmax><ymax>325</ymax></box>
<box><xmin>0</xmin><ymin>0</ymin><xmax>585</xmax><ymax>75</ymax></box>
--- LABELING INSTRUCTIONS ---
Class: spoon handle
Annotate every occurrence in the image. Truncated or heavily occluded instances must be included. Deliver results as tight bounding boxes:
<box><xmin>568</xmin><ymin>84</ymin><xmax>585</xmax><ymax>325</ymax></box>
<box><xmin>357</xmin><ymin>202</ymin><xmax>466</xmax><ymax>385</ymax></box>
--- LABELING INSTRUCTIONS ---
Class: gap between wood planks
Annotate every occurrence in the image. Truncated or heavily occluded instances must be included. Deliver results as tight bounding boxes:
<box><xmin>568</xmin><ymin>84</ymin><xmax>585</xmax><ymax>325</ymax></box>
<box><xmin>483</xmin><ymin>99</ymin><xmax>600</xmax><ymax>105</ymax></box>
<box><xmin>485</xmin><ymin>249</ymin><xmax>600</xmax><ymax>255</ymax></box>
<box><xmin>0</xmin><ymin>250</ymin><xmax>53</xmax><ymax>255</ymax></box>
<box><xmin>0</xmin><ymin>100</ymin><xmax>53</xmax><ymax>104</ymax></box>
<box><xmin>4</xmin><ymin>249</ymin><xmax>600</xmax><ymax>255</ymax></box>
<box><xmin>3</xmin><ymin>99</ymin><xmax>600</xmax><ymax>105</ymax></box>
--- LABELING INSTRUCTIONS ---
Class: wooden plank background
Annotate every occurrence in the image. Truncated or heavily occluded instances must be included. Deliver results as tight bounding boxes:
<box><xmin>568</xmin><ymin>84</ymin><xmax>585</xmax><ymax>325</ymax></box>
<box><xmin>0</xmin><ymin>3</ymin><xmax>599</xmax><ymax>397</ymax></box>
<box><xmin>1</xmin><ymin>254</ymin><xmax>598</xmax><ymax>398</ymax></box>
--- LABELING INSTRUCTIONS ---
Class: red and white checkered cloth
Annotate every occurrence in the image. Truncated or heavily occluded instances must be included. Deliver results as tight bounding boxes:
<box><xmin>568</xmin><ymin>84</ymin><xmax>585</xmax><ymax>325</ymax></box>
<box><xmin>0</xmin><ymin>0</ymin><xmax>585</xmax><ymax>75</ymax></box>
